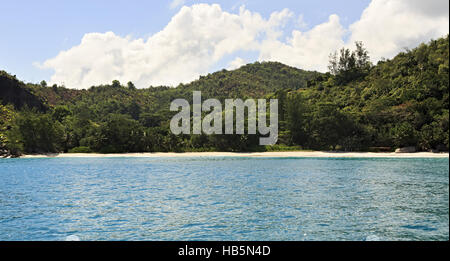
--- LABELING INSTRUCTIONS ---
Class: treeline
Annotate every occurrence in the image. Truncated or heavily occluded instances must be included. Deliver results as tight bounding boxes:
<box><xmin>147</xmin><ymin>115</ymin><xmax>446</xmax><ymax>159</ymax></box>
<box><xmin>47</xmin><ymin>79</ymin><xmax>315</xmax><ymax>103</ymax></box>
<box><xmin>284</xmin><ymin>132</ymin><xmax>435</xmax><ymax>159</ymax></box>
<box><xmin>0</xmin><ymin>36</ymin><xmax>448</xmax><ymax>156</ymax></box>
<box><xmin>282</xmin><ymin>37</ymin><xmax>449</xmax><ymax>152</ymax></box>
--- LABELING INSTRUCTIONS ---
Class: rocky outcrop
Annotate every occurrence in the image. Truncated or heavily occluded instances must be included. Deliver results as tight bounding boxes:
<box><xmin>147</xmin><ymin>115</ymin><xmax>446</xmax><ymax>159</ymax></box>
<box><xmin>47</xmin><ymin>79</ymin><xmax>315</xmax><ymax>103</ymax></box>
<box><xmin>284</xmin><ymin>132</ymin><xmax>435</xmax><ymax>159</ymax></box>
<box><xmin>0</xmin><ymin>71</ymin><xmax>48</xmax><ymax>111</ymax></box>
<box><xmin>0</xmin><ymin>147</ymin><xmax>20</xmax><ymax>158</ymax></box>
<box><xmin>1</xmin><ymin>148</ymin><xmax>11</xmax><ymax>158</ymax></box>
<box><xmin>395</xmin><ymin>146</ymin><xmax>416</xmax><ymax>153</ymax></box>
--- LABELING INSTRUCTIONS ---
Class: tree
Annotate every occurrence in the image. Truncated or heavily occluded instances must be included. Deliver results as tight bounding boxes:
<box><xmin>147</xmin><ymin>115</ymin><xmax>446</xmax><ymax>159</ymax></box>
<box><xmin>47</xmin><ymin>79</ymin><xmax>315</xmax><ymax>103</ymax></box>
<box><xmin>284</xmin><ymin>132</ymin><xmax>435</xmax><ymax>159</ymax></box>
<box><xmin>354</xmin><ymin>41</ymin><xmax>371</xmax><ymax>71</ymax></box>
<box><xmin>0</xmin><ymin>36</ymin><xmax>447</xmax><ymax>154</ymax></box>
<box><xmin>390</xmin><ymin>122</ymin><xmax>416</xmax><ymax>148</ymax></box>
<box><xmin>328</xmin><ymin>41</ymin><xmax>372</xmax><ymax>84</ymax></box>
<box><xmin>127</xmin><ymin>81</ymin><xmax>136</xmax><ymax>90</ymax></box>
<box><xmin>309</xmin><ymin>103</ymin><xmax>355</xmax><ymax>150</ymax></box>
<box><xmin>52</xmin><ymin>105</ymin><xmax>72</xmax><ymax>122</ymax></box>
<box><xmin>112</xmin><ymin>80</ymin><xmax>121</xmax><ymax>88</ymax></box>
<box><xmin>7</xmin><ymin>110</ymin><xmax>64</xmax><ymax>153</ymax></box>
<box><xmin>92</xmin><ymin>114</ymin><xmax>145</xmax><ymax>153</ymax></box>
<box><xmin>0</xmin><ymin>104</ymin><xmax>15</xmax><ymax>154</ymax></box>
<box><xmin>286</xmin><ymin>93</ymin><xmax>311</xmax><ymax>146</ymax></box>
<box><xmin>139</xmin><ymin>113</ymin><xmax>162</xmax><ymax>128</ymax></box>
<box><xmin>126</xmin><ymin>101</ymin><xmax>141</xmax><ymax>120</ymax></box>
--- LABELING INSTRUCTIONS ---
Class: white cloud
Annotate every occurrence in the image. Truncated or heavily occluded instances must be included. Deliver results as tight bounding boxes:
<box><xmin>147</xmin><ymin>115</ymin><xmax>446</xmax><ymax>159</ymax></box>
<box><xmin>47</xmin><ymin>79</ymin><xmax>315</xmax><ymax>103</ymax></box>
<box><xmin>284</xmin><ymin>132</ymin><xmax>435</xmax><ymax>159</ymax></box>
<box><xmin>170</xmin><ymin>0</ymin><xmax>186</xmax><ymax>10</ymax></box>
<box><xmin>40</xmin><ymin>4</ymin><xmax>291</xmax><ymax>89</ymax></box>
<box><xmin>258</xmin><ymin>0</ymin><xmax>448</xmax><ymax>72</ymax></box>
<box><xmin>348</xmin><ymin>0</ymin><xmax>449</xmax><ymax>61</ymax></box>
<box><xmin>38</xmin><ymin>1</ymin><xmax>449</xmax><ymax>89</ymax></box>
<box><xmin>228</xmin><ymin>57</ymin><xmax>246</xmax><ymax>70</ymax></box>
<box><xmin>297</xmin><ymin>14</ymin><xmax>308</xmax><ymax>29</ymax></box>
<box><xmin>259</xmin><ymin>14</ymin><xmax>346</xmax><ymax>72</ymax></box>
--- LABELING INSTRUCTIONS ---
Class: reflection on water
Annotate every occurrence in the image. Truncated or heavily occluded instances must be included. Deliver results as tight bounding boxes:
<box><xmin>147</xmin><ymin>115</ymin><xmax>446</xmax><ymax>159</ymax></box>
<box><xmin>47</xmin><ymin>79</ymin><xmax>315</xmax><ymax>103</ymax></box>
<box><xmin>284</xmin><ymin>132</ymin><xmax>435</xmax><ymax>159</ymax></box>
<box><xmin>0</xmin><ymin>157</ymin><xmax>448</xmax><ymax>241</ymax></box>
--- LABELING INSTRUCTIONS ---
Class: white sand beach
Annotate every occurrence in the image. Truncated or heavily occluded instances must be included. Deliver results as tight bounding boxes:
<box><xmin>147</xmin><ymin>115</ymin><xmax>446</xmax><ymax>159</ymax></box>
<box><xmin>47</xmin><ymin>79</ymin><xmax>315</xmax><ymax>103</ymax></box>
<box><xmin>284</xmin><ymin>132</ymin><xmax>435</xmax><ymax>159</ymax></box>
<box><xmin>20</xmin><ymin>151</ymin><xmax>449</xmax><ymax>158</ymax></box>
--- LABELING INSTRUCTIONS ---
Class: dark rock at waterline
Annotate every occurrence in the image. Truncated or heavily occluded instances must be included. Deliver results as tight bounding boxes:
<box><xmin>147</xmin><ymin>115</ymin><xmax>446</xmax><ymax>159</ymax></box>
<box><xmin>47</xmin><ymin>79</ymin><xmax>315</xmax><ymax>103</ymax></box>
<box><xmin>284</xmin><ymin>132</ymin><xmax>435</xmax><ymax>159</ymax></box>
<box><xmin>395</xmin><ymin>146</ymin><xmax>416</xmax><ymax>153</ymax></box>
<box><xmin>0</xmin><ymin>147</ymin><xmax>21</xmax><ymax>158</ymax></box>
<box><xmin>1</xmin><ymin>148</ymin><xmax>9</xmax><ymax>157</ymax></box>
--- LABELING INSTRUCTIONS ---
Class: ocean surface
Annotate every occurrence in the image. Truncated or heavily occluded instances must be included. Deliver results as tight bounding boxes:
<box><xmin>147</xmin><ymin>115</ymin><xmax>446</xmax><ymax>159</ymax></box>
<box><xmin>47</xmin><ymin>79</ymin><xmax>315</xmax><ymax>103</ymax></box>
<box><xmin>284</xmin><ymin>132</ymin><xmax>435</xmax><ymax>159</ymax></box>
<box><xmin>0</xmin><ymin>157</ymin><xmax>448</xmax><ymax>241</ymax></box>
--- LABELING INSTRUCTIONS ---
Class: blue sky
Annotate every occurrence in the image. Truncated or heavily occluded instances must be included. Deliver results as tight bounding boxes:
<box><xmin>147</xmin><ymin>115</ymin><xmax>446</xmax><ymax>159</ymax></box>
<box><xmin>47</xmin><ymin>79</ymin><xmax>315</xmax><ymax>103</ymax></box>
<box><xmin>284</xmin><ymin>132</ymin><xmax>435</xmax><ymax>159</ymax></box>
<box><xmin>1</xmin><ymin>0</ymin><xmax>447</xmax><ymax>88</ymax></box>
<box><xmin>0</xmin><ymin>0</ymin><xmax>370</xmax><ymax>84</ymax></box>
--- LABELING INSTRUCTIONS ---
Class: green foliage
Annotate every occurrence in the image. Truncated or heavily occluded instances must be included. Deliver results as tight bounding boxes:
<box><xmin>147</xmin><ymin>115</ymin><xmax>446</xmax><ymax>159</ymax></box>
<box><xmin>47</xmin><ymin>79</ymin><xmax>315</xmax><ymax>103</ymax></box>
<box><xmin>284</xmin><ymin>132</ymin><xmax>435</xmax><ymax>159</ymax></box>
<box><xmin>390</xmin><ymin>122</ymin><xmax>416</xmax><ymax>148</ymax></box>
<box><xmin>68</xmin><ymin>146</ymin><xmax>92</xmax><ymax>153</ymax></box>
<box><xmin>112</xmin><ymin>80</ymin><xmax>121</xmax><ymax>88</ymax></box>
<box><xmin>328</xmin><ymin>41</ymin><xmax>372</xmax><ymax>85</ymax></box>
<box><xmin>284</xmin><ymin>36</ymin><xmax>448</xmax><ymax>151</ymax></box>
<box><xmin>83</xmin><ymin>114</ymin><xmax>145</xmax><ymax>153</ymax></box>
<box><xmin>7</xmin><ymin>110</ymin><xmax>64</xmax><ymax>153</ymax></box>
<box><xmin>264</xmin><ymin>144</ymin><xmax>305</xmax><ymax>151</ymax></box>
<box><xmin>0</xmin><ymin>36</ymin><xmax>448</xmax><ymax>154</ymax></box>
<box><xmin>40</xmin><ymin>80</ymin><xmax>47</xmax><ymax>88</ymax></box>
<box><xmin>0</xmin><ymin>71</ymin><xmax>48</xmax><ymax>111</ymax></box>
<box><xmin>0</xmin><ymin>104</ymin><xmax>15</xmax><ymax>151</ymax></box>
<box><xmin>52</xmin><ymin>105</ymin><xmax>72</xmax><ymax>122</ymax></box>
<box><xmin>127</xmin><ymin>81</ymin><xmax>136</xmax><ymax>90</ymax></box>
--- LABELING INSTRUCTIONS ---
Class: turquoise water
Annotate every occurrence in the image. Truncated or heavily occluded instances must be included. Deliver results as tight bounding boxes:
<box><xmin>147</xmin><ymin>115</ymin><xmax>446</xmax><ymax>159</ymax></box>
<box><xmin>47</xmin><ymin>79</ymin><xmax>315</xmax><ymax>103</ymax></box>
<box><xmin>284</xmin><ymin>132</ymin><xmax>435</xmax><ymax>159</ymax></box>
<box><xmin>0</xmin><ymin>157</ymin><xmax>448</xmax><ymax>241</ymax></box>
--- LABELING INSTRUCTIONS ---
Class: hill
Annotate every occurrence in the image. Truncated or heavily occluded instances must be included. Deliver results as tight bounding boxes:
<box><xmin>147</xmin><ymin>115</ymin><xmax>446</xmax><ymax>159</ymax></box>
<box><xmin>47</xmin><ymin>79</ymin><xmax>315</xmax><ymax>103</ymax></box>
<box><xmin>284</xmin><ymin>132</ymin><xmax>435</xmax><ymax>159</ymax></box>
<box><xmin>283</xmin><ymin>36</ymin><xmax>448</xmax><ymax>151</ymax></box>
<box><xmin>0</xmin><ymin>71</ymin><xmax>48</xmax><ymax>111</ymax></box>
<box><xmin>0</xmin><ymin>36</ymin><xmax>448</xmax><ymax>156</ymax></box>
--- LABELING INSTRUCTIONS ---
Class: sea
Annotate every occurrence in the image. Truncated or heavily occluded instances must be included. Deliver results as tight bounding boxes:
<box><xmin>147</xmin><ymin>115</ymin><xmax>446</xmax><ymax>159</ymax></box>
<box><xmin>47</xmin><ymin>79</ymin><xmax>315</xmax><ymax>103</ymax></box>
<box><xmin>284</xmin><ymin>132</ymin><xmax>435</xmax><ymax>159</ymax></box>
<box><xmin>0</xmin><ymin>157</ymin><xmax>448</xmax><ymax>241</ymax></box>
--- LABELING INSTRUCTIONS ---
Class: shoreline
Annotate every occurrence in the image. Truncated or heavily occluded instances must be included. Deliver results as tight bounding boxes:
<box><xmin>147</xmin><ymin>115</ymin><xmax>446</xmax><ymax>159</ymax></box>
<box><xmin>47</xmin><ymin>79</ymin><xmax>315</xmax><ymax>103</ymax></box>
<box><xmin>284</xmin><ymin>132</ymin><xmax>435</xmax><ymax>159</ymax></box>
<box><xmin>17</xmin><ymin>151</ymin><xmax>450</xmax><ymax>158</ymax></box>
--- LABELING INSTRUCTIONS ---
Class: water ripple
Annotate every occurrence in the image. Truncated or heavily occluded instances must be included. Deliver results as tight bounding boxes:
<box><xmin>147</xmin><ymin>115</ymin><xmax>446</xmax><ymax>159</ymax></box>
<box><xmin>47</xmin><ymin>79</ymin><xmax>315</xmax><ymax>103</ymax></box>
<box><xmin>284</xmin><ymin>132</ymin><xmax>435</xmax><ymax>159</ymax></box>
<box><xmin>0</xmin><ymin>157</ymin><xmax>448</xmax><ymax>241</ymax></box>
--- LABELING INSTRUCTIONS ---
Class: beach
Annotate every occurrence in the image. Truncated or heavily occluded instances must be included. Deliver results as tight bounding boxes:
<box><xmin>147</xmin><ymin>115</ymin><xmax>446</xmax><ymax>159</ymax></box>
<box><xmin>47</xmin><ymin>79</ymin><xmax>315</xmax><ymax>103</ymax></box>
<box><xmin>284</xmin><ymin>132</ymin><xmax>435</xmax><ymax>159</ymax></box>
<box><xmin>19</xmin><ymin>151</ymin><xmax>449</xmax><ymax>158</ymax></box>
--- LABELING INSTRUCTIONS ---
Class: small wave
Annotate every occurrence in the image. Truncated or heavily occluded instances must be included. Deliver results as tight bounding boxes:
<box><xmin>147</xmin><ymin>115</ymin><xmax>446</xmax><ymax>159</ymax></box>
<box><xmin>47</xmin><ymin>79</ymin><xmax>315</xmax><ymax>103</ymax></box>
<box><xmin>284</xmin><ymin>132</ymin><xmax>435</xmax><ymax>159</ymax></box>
<box><xmin>365</xmin><ymin>235</ymin><xmax>381</xmax><ymax>241</ymax></box>
<box><xmin>401</xmin><ymin>225</ymin><xmax>437</xmax><ymax>231</ymax></box>
<box><xmin>65</xmin><ymin>235</ymin><xmax>80</xmax><ymax>241</ymax></box>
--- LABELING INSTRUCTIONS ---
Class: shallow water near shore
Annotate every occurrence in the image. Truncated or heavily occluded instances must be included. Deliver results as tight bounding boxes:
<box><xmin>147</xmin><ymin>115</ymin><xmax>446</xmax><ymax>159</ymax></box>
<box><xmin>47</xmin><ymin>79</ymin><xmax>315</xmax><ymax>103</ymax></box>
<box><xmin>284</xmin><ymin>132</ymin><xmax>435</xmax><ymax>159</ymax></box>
<box><xmin>0</xmin><ymin>157</ymin><xmax>448</xmax><ymax>241</ymax></box>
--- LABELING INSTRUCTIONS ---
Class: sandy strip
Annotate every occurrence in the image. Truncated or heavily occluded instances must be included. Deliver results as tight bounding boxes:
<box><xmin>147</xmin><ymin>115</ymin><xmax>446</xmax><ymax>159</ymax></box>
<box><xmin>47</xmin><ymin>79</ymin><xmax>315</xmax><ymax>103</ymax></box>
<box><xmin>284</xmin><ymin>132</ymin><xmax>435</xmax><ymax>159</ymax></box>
<box><xmin>19</xmin><ymin>151</ymin><xmax>449</xmax><ymax>158</ymax></box>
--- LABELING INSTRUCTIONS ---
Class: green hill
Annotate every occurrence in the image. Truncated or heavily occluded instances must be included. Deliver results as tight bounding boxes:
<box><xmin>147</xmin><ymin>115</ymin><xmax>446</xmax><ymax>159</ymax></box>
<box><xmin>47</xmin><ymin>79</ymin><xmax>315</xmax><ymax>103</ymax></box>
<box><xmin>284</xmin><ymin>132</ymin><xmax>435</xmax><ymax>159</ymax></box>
<box><xmin>0</xmin><ymin>36</ymin><xmax>448</xmax><ymax>156</ymax></box>
<box><xmin>283</xmin><ymin>36</ymin><xmax>448</xmax><ymax>151</ymax></box>
<box><xmin>0</xmin><ymin>71</ymin><xmax>48</xmax><ymax>111</ymax></box>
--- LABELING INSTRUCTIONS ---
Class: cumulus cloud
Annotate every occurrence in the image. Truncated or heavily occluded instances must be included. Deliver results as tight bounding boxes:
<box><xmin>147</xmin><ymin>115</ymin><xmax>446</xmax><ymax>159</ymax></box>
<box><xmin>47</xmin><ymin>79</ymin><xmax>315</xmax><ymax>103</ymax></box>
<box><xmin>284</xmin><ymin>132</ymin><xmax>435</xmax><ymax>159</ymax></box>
<box><xmin>40</xmin><ymin>4</ymin><xmax>291</xmax><ymax>89</ymax></box>
<box><xmin>170</xmin><ymin>0</ymin><xmax>186</xmax><ymax>10</ymax></box>
<box><xmin>348</xmin><ymin>0</ymin><xmax>449</xmax><ymax>61</ymax></box>
<box><xmin>296</xmin><ymin>14</ymin><xmax>308</xmax><ymax>29</ymax></box>
<box><xmin>39</xmin><ymin>0</ymin><xmax>449</xmax><ymax>89</ymax></box>
<box><xmin>228</xmin><ymin>57</ymin><xmax>246</xmax><ymax>70</ymax></box>
<box><xmin>258</xmin><ymin>0</ymin><xmax>449</xmax><ymax>71</ymax></box>
<box><xmin>259</xmin><ymin>14</ymin><xmax>346</xmax><ymax>72</ymax></box>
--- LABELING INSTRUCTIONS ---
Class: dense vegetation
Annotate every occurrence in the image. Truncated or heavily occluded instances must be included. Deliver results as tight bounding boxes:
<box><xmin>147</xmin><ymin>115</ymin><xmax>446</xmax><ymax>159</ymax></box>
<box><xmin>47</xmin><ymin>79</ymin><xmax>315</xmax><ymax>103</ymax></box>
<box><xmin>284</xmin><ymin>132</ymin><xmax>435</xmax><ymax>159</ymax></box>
<box><xmin>1</xmin><ymin>36</ymin><xmax>448</xmax><ymax>156</ymax></box>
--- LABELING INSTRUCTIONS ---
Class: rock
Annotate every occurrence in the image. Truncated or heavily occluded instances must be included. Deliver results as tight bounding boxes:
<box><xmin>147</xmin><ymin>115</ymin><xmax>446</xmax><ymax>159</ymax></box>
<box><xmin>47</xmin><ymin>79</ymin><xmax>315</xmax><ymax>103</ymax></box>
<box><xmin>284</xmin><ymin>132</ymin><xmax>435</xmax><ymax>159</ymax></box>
<box><xmin>1</xmin><ymin>150</ymin><xmax>10</xmax><ymax>158</ymax></box>
<box><xmin>395</xmin><ymin>146</ymin><xmax>416</xmax><ymax>153</ymax></box>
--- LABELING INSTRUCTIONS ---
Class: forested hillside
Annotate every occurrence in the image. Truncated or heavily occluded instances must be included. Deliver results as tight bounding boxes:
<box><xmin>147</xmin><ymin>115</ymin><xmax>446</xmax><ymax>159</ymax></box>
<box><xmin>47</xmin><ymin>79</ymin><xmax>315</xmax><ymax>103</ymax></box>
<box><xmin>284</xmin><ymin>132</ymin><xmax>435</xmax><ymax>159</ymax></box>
<box><xmin>1</xmin><ymin>36</ymin><xmax>448</xmax><ymax>156</ymax></box>
<box><xmin>283</xmin><ymin>37</ymin><xmax>449</xmax><ymax>152</ymax></box>
<box><xmin>0</xmin><ymin>71</ymin><xmax>48</xmax><ymax>111</ymax></box>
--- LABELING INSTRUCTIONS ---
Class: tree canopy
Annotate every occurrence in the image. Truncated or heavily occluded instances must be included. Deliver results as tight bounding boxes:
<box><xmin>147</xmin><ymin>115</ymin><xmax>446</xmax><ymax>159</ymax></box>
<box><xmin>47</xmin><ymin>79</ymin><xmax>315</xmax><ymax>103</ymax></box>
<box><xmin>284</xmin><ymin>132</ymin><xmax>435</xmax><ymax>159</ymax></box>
<box><xmin>1</xmin><ymin>36</ymin><xmax>448</xmax><ymax>156</ymax></box>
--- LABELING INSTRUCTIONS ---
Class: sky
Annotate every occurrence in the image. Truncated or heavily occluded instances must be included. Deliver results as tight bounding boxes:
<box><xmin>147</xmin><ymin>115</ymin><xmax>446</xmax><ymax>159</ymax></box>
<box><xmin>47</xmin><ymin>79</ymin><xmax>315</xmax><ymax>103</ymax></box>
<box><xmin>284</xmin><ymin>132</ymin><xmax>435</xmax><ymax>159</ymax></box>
<box><xmin>0</xmin><ymin>0</ymin><xmax>448</xmax><ymax>89</ymax></box>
